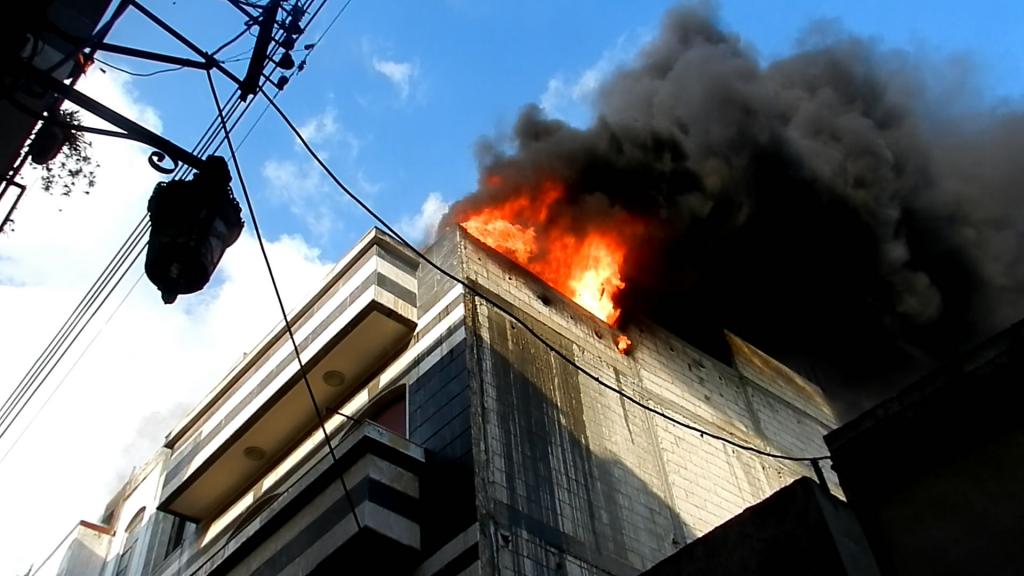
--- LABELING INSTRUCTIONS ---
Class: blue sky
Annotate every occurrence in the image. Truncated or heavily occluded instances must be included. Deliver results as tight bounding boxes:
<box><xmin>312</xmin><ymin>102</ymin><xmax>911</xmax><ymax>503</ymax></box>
<box><xmin>98</xmin><ymin>0</ymin><xmax>1023</xmax><ymax>261</ymax></box>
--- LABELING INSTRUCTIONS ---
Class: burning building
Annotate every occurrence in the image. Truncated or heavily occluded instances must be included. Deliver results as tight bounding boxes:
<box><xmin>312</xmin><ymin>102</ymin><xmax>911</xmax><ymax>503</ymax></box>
<box><xmin>34</xmin><ymin>226</ymin><xmax>840</xmax><ymax>576</ymax></box>
<box><xmin>451</xmin><ymin>5</ymin><xmax>1024</xmax><ymax>415</ymax></box>
<box><xmin>26</xmin><ymin>4</ymin><xmax>1024</xmax><ymax>573</ymax></box>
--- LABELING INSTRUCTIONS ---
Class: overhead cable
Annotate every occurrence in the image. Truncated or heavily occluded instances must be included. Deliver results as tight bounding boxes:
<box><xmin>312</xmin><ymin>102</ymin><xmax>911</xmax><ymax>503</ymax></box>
<box><xmin>0</xmin><ymin>272</ymin><xmax>144</xmax><ymax>468</ymax></box>
<box><xmin>206</xmin><ymin>69</ymin><xmax>363</xmax><ymax>530</ymax></box>
<box><xmin>94</xmin><ymin>57</ymin><xmax>184</xmax><ymax>77</ymax></box>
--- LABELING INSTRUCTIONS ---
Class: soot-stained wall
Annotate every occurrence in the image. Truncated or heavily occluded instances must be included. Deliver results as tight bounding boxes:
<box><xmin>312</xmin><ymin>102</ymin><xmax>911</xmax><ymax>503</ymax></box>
<box><xmin>454</xmin><ymin>230</ymin><xmax>838</xmax><ymax>575</ymax></box>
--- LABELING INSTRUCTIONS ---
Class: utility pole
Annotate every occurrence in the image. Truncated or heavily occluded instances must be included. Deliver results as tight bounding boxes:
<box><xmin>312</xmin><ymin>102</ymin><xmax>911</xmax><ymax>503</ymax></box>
<box><xmin>0</xmin><ymin>0</ymin><xmax>323</xmax><ymax>488</ymax></box>
<box><xmin>0</xmin><ymin>0</ymin><xmax>293</xmax><ymax>232</ymax></box>
<box><xmin>0</xmin><ymin>0</ymin><xmax>301</xmax><ymax>302</ymax></box>
<box><xmin>241</xmin><ymin>0</ymin><xmax>280</xmax><ymax>100</ymax></box>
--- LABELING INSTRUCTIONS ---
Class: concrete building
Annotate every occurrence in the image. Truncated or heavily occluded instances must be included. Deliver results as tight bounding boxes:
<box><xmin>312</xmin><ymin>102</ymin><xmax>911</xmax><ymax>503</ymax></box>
<box><xmin>38</xmin><ymin>227</ymin><xmax>839</xmax><ymax>576</ymax></box>
<box><xmin>632</xmin><ymin>315</ymin><xmax>1024</xmax><ymax>576</ymax></box>
<box><xmin>825</xmin><ymin>318</ymin><xmax>1024</xmax><ymax>576</ymax></box>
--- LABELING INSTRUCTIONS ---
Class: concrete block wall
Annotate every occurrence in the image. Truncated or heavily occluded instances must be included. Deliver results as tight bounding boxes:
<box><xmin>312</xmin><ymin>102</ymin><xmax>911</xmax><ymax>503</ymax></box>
<box><xmin>455</xmin><ymin>231</ymin><xmax>838</xmax><ymax>575</ymax></box>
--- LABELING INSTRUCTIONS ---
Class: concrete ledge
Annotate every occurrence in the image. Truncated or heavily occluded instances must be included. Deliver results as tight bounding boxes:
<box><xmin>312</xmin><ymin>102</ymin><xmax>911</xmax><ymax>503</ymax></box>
<box><xmin>641</xmin><ymin>478</ymin><xmax>878</xmax><ymax>576</ymax></box>
<box><xmin>181</xmin><ymin>423</ymin><xmax>425</xmax><ymax>576</ymax></box>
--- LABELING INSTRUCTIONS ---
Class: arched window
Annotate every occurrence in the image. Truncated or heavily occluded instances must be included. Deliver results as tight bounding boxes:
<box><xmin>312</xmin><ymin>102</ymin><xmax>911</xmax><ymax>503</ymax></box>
<box><xmin>115</xmin><ymin>507</ymin><xmax>146</xmax><ymax>576</ymax></box>
<box><xmin>366</xmin><ymin>386</ymin><xmax>407</xmax><ymax>437</ymax></box>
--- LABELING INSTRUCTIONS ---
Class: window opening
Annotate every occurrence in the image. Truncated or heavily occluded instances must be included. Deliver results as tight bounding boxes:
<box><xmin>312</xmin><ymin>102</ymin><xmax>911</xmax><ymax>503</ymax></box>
<box><xmin>367</xmin><ymin>388</ymin><xmax>407</xmax><ymax>437</ymax></box>
<box><xmin>164</xmin><ymin>515</ymin><xmax>188</xmax><ymax>558</ymax></box>
<box><xmin>115</xmin><ymin>508</ymin><xmax>145</xmax><ymax>576</ymax></box>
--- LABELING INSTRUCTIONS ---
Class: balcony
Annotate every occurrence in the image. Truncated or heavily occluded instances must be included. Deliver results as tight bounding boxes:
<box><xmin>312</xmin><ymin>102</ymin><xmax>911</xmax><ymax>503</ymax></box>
<box><xmin>159</xmin><ymin>229</ymin><xmax>418</xmax><ymax>521</ymax></box>
<box><xmin>181</xmin><ymin>423</ymin><xmax>425</xmax><ymax>575</ymax></box>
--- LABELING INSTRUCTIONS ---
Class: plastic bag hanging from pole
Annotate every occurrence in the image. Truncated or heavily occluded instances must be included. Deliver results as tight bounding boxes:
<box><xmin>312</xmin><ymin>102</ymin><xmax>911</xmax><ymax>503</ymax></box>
<box><xmin>145</xmin><ymin>156</ymin><xmax>244</xmax><ymax>304</ymax></box>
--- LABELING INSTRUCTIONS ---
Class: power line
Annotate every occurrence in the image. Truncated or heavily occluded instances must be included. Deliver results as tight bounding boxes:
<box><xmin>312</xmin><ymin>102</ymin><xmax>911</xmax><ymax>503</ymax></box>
<box><xmin>308</xmin><ymin>0</ymin><xmax>354</xmax><ymax>47</ymax></box>
<box><xmin>92</xmin><ymin>53</ymin><xmax>251</xmax><ymax>78</ymax></box>
<box><xmin>292</xmin><ymin>0</ymin><xmax>353</xmax><ymax>73</ymax></box>
<box><xmin>0</xmin><ymin>217</ymin><xmax>147</xmax><ymax>437</ymax></box>
<box><xmin>0</xmin><ymin>272</ymin><xmax>144</xmax><ymax>468</ymax></box>
<box><xmin>206</xmin><ymin>68</ymin><xmax>363</xmax><ymax>529</ymax></box>
<box><xmin>93</xmin><ymin>57</ymin><xmax>185</xmax><ymax>78</ymax></box>
<box><xmin>1</xmin><ymin>0</ymin><xmax>334</xmax><ymax>471</ymax></box>
<box><xmin>27</xmin><ymin>523</ymin><xmax>80</xmax><ymax>576</ymax></box>
<box><xmin>0</xmin><ymin>0</ymin><xmax>307</xmax><ymax>403</ymax></box>
<box><xmin>0</xmin><ymin>108</ymin><xmax>251</xmax><ymax>448</ymax></box>
<box><xmin>256</xmin><ymin>84</ymin><xmax>832</xmax><ymax>465</ymax></box>
<box><xmin>210</xmin><ymin>22</ymin><xmax>256</xmax><ymax>57</ymax></box>
<box><xmin>0</xmin><ymin>239</ymin><xmax>145</xmax><ymax>444</ymax></box>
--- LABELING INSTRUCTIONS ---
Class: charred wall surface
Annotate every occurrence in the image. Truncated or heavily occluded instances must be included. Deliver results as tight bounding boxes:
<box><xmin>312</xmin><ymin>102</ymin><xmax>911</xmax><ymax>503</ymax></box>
<box><xmin>454</xmin><ymin>230</ymin><xmax>838</xmax><ymax>574</ymax></box>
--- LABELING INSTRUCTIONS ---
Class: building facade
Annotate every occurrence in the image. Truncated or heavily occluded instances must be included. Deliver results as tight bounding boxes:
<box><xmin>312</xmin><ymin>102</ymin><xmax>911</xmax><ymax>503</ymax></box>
<box><xmin>38</xmin><ymin>227</ymin><xmax>838</xmax><ymax>576</ymax></box>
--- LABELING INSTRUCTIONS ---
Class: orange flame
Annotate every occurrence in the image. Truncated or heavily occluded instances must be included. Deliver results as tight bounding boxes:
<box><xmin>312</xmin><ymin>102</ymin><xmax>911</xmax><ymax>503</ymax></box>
<box><xmin>616</xmin><ymin>334</ymin><xmax>632</xmax><ymax>354</ymax></box>
<box><xmin>460</xmin><ymin>181</ymin><xmax>637</xmax><ymax>327</ymax></box>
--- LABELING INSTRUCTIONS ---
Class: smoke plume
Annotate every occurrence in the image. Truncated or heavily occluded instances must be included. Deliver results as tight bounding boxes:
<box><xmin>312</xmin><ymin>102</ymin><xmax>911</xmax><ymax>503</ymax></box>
<box><xmin>446</xmin><ymin>6</ymin><xmax>1024</xmax><ymax>414</ymax></box>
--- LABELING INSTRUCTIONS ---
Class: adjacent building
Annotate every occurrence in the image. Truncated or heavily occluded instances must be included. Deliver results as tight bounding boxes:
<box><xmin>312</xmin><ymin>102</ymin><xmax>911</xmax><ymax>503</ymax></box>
<box><xmin>639</xmin><ymin>477</ymin><xmax>878</xmax><ymax>576</ymax></box>
<box><xmin>36</xmin><ymin>227</ymin><xmax>840</xmax><ymax>576</ymax></box>
<box><xmin>825</xmin><ymin>318</ymin><xmax>1024</xmax><ymax>576</ymax></box>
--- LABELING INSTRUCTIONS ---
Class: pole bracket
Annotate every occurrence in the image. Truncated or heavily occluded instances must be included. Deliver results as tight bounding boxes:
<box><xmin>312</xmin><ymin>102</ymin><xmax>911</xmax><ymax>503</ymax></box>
<box><xmin>14</xmin><ymin>59</ymin><xmax>204</xmax><ymax>173</ymax></box>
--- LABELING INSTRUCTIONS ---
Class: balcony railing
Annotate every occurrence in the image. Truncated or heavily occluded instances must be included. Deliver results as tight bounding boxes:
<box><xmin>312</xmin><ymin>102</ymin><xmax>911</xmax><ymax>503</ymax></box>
<box><xmin>177</xmin><ymin>422</ymin><xmax>425</xmax><ymax>576</ymax></box>
<box><xmin>159</xmin><ymin>229</ymin><xmax>418</xmax><ymax>521</ymax></box>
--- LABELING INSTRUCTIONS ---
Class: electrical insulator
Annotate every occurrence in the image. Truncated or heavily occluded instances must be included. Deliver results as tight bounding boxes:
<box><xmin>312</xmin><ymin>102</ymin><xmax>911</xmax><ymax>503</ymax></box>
<box><xmin>275</xmin><ymin>51</ymin><xmax>295</xmax><ymax>71</ymax></box>
<box><xmin>144</xmin><ymin>156</ymin><xmax>244</xmax><ymax>304</ymax></box>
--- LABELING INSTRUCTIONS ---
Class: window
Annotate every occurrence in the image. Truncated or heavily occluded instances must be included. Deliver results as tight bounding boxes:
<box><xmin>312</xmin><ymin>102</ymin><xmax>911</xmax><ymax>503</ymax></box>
<box><xmin>115</xmin><ymin>508</ymin><xmax>145</xmax><ymax>576</ymax></box>
<box><xmin>163</xmin><ymin>515</ymin><xmax>188</xmax><ymax>559</ymax></box>
<box><xmin>114</xmin><ymin>541</ymin><xmax>135</xmax><ymax>576</ymax></box>
<box><xmin>367</xmin><ymin>387</ymin><xmax>407</xmax><ymax>437</ymax></box>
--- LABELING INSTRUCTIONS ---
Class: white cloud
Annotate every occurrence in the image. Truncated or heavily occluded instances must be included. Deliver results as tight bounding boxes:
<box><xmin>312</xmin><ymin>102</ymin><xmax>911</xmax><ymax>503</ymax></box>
<box><xmin>297</xmin><ymin>107</ymin><xmax>339</xmax><ymax>145</ymax></box>
<box><xmin>262</xmin><ymin>158</ymin><xmax>337</xmax><ymax>240</ymax></box>
<box><xmin>540</xmin><ymin>67</ymin><xmax>605</xmax><ymax>113</ymax></box>
<box><xmin>0</xmin><ymin>71</ymin><xmax>331</xmax><ymax>576</ymax></box>
<box><xmin>262</xmin><ymin>158</ymin><xmax>324</xmax><ymax>193</ymax></box>
<box><xmin>540</xmin><ymin>32</ymin><xmax>648</xmax><ymax>125</ymax></box>
<box><xmin>371</xmin><ymin>57</ymin><xmax>416</xmax><ymax>100</ymax></box>
<box><xmin>398</xmin><ymin>192</ymin><xmax>448</xmax><ymax>245</ymax></box>
<box><xmin>295</xmin><ymin>107</ymin><xmax>362</xmax><ymax>164</ymax></box>
<box><xmin>360</xmin><ymin>37</ymin><xmax>420</xmax><ymax>104</ymax></box>
<box><xmin>353</xmin><ymin>169</ymin><xmax>382</xmax><ymax>197</ymax></box>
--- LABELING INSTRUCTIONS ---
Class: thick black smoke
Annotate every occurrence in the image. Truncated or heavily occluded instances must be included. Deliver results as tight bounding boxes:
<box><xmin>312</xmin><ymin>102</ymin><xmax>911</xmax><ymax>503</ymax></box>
<box><xmin>447</xmin><ymin>6</ymin><xmax>1024</xmax><ymax>415</ymax></box>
